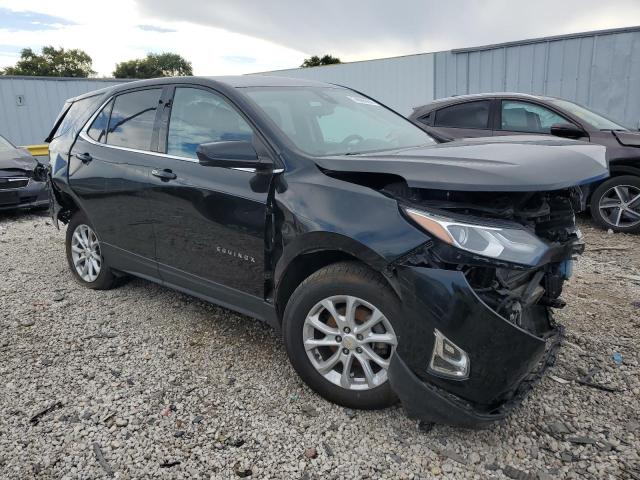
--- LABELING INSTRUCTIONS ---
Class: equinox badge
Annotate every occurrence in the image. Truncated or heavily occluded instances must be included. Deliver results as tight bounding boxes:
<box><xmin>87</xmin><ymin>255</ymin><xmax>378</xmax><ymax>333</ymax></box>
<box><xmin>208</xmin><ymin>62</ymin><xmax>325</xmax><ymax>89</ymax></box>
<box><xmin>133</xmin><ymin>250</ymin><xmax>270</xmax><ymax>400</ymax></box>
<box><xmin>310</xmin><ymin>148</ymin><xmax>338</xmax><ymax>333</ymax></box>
<box><xmin>216</xmin><ymin>246</ymin><xmax>256</xmax><ymax>263</ymax></box>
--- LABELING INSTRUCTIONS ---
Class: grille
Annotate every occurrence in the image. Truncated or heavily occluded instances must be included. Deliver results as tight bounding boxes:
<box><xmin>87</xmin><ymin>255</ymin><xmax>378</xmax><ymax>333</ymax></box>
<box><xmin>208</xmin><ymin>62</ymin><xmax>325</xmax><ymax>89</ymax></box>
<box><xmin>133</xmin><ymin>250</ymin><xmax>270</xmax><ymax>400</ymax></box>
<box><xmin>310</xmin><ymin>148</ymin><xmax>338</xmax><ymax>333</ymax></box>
<box><xmin>0</xmin><ymin>177</ymin><xmax>29</xmax><ymax>190</ymax></box>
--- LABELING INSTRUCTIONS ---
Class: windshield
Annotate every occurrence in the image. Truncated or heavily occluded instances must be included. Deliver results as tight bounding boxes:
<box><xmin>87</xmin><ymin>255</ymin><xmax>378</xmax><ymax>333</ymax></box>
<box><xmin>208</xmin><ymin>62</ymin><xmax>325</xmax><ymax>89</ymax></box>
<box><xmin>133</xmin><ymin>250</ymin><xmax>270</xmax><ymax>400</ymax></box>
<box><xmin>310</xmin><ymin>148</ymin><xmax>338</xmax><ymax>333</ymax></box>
<box><xmin>243</xmin><ymin>86</ymin><xmax>435</xmax><ymax>156</ymax></box>
<box><xmin>549</xmin><ymin>99</ymin><xmax>627</xmax><ymax>131</ymax></box>
<box><xmin>0</xmin><ymin>135</ymin><xmax>15</xmax><ymax>152</ymax></box>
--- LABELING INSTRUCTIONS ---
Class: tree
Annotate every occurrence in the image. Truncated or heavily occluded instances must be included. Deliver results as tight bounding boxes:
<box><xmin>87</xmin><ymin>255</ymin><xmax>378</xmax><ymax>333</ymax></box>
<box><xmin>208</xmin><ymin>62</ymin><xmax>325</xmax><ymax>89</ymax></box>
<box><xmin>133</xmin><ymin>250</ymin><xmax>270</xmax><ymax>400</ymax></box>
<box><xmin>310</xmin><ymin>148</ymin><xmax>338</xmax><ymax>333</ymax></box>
<box><xmin>1</xmin><ymin>46</ymin><xmax>95</xmax><ymax>77</ymax></box>
<box><xmin>113</xmin><ymin>53</ymin><xmax>193</xmax><ymax>78</ymax></box>
<box><xmin>301</xmin><ymin>54</ymin><xmax>341</xmax><ymax>68</ymax></box>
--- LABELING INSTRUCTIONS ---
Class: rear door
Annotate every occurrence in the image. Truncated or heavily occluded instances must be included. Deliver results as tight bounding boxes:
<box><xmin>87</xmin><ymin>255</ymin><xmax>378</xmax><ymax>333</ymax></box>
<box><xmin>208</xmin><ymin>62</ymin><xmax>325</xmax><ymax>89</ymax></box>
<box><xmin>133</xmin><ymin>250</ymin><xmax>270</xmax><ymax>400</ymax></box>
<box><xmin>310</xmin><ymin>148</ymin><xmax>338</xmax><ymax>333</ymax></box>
<box><xmin>147</xmin><ymin>85</ymin><xmax>273</xmax><ymax>302</ymax></box>
<box><xmin>430</xmin><ymin>100</ymin><xmax>493</xmax><ymax>139</ymax></box>
<box><xmin>69</xmin><ymin>87</ymin><xmax>165</xmax><ymax>278</ymax></box>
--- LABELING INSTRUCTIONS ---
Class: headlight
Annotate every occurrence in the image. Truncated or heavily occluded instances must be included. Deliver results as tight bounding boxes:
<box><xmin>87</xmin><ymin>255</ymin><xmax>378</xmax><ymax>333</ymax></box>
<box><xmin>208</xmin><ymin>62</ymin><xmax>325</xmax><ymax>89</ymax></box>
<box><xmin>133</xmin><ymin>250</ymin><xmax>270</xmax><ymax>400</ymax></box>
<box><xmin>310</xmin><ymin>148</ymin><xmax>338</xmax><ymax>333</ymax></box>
<box><xmin>403</xmin><ymin>207</ymin><xmax>549</xmax><ymax>265</ymax></box>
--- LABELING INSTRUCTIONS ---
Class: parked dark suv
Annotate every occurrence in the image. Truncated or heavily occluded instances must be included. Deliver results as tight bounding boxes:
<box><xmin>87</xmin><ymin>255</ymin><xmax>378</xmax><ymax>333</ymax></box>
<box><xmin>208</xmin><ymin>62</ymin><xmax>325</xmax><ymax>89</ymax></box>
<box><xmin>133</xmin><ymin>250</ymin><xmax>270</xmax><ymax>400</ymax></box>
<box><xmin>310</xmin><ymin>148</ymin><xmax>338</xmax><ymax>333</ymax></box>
<box><xmin>47</xmin><ymin>76</ymin><xmax>608</xmax><ymax>427</ymax></box>
<box><xmin>411</xmin><ymin>93</ymin><xmax>640</xmax><ymax>233</ymax></box>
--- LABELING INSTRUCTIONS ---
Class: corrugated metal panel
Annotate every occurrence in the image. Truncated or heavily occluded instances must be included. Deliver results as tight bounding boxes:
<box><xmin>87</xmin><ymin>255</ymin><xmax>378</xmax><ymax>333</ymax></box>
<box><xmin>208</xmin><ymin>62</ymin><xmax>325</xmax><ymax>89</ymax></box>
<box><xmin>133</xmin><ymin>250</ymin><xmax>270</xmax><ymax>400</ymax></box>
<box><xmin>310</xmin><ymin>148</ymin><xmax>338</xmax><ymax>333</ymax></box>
<box><xmin>260</xmin><ymin>26</ymin><xmax>640</xmax><ymax>127</ymax></box>
<box><xmin>0</xmin><ymin>77</ymin><xmax>125</xmax><ymax>145</ymax></box>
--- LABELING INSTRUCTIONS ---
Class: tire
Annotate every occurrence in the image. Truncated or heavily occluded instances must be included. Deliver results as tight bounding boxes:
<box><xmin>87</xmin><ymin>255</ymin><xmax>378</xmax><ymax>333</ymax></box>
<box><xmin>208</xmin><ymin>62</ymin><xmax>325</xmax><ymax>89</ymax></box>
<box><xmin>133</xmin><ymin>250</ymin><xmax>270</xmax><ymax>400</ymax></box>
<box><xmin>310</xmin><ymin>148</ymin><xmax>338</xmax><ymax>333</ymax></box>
<box><xmin>65</xmin><ymin>211</ymin><xmax>118</xmax><ymax>290</ymax></box>
<box><xmin>590</xmin><ymin>175</ymin><xmax>640</xmax><ymax>233</ymax></box>
<box><xmin>283</xmin><ymin>261</ymin><xmax>400</xmax><ymax>410</ymax></box>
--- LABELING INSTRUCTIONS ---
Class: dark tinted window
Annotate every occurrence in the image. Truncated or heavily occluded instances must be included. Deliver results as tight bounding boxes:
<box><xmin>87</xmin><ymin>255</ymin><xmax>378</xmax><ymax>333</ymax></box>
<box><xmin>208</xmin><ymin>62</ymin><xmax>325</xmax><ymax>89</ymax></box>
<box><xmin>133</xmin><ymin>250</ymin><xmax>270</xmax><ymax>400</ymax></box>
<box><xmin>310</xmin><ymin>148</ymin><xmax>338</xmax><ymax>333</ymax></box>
<box><xmin>418</xmin><ymin>112</ymin><xmax>433</xmax><ymax>125</ymax></box>
<box><xmin>167</xmin><ymin>87</ymin><xmax>253</xmax><ymax>159</ymax></box>
<box><xmin>107</xmin><ymin>89</ymin><xmax>161</xmax><ymax>150</ymax></box>
<box><xmin>434</xmin><ymin>101</ymin><xmax>491</xmax><ymax>129</ymax></box>
<box><xmin>87</xmin><ymin>99</ymin><xmax>113</xmax><ymax>143</ymax></box>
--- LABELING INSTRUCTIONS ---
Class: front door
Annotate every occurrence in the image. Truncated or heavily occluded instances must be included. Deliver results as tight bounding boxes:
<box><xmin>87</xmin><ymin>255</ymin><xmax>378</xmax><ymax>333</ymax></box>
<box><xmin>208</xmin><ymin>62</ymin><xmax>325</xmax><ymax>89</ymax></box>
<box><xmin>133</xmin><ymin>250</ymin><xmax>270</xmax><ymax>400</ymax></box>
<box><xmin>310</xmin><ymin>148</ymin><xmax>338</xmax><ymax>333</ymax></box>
<box><xmin>495</xmin><ymin>100</ymin><xmax>586</xmax><ymax>139</ymax></box>
<box><xmin>148</xmin><ymin>86</ymin><xmax>272</xmax><ymax>300</ymax></box>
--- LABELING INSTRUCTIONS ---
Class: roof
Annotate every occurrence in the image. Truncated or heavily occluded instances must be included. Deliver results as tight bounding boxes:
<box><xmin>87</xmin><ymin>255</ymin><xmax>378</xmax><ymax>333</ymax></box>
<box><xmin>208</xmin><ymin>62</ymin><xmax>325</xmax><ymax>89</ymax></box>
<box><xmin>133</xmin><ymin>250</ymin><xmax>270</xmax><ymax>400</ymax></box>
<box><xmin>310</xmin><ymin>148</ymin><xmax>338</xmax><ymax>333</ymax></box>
<box><xmin>412</xmin><ymin>92</ymin><xmax>556</xmax><ymax>114</ymax></box>
<box><xmin>67</xmin><ymin>74</ymin><xmax>337</xmax><ymax>103</ymax></box>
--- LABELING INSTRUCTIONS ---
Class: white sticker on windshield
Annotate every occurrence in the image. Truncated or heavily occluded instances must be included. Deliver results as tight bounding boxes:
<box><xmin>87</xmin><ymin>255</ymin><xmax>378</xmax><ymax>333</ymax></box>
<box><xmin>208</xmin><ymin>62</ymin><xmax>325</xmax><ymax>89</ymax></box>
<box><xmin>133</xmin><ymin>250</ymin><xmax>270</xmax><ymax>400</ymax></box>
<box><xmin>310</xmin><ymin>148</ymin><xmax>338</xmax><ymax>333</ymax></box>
<box><xmin>347</xmin><ymin>95</ymin><xmax>379</xmax><ymax>106</ymax></box>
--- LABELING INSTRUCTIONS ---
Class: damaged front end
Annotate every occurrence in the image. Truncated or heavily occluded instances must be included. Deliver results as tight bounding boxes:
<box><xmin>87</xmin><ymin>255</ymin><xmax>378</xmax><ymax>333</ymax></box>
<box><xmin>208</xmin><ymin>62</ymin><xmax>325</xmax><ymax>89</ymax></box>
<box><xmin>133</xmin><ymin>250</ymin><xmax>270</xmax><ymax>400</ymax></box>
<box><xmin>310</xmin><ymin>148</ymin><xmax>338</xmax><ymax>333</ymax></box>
<box><xmin>384</xmin><ymin>185</ymin><xmax>582</xmax><ymax>427</ymax></box>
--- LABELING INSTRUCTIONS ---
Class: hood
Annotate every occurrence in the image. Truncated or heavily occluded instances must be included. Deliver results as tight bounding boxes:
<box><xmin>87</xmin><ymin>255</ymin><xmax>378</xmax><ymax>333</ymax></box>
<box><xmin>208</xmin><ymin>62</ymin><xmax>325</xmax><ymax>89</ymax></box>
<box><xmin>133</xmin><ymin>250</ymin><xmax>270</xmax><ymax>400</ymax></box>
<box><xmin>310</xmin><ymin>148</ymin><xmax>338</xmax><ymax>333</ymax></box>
<box><xmin>0</xmin><ymin>147</ymin><xmax>37</xmax><ymax>177</ymax></box>
<box><xmin>315</xmin><ymin>136</ymin><xmax>609</xmax><ymax>192</ymax></box>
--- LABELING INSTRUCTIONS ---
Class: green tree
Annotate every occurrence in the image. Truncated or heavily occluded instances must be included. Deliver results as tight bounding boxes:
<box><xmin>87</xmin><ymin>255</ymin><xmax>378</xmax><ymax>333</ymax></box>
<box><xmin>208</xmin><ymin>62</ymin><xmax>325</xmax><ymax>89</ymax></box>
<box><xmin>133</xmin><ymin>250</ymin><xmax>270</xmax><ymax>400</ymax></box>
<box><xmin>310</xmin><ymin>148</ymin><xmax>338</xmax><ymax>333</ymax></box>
<box><xmin>300</xmin><ymin>54</ymin><xmax>341</xmax><ymax>68</ymax></box>
<box><xmin>1</xmin><ymin>46</ymin><xmax>95</xmax><ymax>77</ymax></box>
<box><xmin>113</xmin><ymin>52</ymin><xmax>193</xmax><ymax>78</ymax></box>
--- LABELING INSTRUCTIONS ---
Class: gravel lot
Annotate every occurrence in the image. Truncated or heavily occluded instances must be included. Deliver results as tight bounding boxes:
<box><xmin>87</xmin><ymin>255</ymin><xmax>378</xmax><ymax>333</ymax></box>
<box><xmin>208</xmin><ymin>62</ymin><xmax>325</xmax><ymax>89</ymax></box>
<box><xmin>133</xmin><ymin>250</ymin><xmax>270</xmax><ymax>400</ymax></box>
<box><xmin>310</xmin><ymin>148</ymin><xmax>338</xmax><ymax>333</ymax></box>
<box><xmin>1</xmin><ymin>210</ymin><xmax>639</xmax><ymax>479</ymax></box>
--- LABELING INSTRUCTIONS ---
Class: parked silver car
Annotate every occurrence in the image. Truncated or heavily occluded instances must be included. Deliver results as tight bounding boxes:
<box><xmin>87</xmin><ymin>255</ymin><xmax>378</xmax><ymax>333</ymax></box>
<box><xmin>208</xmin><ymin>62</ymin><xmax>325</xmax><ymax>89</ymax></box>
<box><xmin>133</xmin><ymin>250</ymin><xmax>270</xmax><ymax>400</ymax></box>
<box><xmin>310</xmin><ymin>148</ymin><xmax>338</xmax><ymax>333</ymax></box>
<box><xmin>0</xmin><ymin>134</ymin><xmax>48</xmax><ymax>211</ymax></box>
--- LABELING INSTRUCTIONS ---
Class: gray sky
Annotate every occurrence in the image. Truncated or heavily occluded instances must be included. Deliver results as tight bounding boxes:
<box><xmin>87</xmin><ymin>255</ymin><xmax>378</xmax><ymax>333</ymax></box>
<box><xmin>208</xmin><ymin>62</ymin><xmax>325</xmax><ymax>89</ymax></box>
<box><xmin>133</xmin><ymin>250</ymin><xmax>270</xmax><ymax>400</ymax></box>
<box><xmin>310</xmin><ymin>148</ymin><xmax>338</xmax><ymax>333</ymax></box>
<box><xmin>1</xmin><ymin>0</ymin><xmax>640</xmax><ymax>76</ymax></box>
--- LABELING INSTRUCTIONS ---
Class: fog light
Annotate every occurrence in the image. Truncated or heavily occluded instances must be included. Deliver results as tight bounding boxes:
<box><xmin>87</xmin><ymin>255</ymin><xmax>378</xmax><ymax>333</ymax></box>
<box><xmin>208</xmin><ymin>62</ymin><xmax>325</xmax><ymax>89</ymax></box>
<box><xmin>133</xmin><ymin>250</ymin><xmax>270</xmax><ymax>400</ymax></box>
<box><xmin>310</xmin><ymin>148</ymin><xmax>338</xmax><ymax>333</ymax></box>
<box><xmin>428</xmin><ymin>329</ymin><xmax>470</xmax><ymax>380</ymax></box>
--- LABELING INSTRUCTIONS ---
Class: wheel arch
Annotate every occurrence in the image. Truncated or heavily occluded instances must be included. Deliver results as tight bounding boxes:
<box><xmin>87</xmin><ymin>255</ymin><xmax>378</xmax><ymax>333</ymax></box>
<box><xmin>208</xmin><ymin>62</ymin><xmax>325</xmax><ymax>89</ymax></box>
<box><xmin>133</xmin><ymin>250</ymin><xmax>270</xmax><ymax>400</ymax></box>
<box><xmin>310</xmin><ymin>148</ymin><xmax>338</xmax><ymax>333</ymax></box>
<box><xmin>609</xmin><ymin>163</ymin><xmax>640</xmax><ymax>178</ymax></box>
<box><xmin>273</xmin><ymin>232</ymin><xmax>400</xmax><ymax>321</ymax></box>
<box><xmin>584</xmin><ymin>163</ymin><xmax>640</xmax><ymax>204</ymax></box>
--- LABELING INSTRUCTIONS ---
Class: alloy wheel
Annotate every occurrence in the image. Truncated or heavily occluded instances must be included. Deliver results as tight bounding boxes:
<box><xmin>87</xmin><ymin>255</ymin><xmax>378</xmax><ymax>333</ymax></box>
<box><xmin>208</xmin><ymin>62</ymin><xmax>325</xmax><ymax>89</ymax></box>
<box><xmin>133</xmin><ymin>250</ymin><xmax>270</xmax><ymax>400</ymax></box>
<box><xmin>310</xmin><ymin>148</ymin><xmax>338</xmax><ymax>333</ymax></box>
<box><xmin>598</xmin><ymin>184</ymin><xmax>640</xmax><ymax>229</ymax></box>
<box><xmin>71</xmin><ymin>224</ymin><xmax>102</xmax><ymax>282</ymax></box>
<box><xmin>303</xmin><ymin>295</ymin><xmax>397</xmax><ymax>391</ymax></box>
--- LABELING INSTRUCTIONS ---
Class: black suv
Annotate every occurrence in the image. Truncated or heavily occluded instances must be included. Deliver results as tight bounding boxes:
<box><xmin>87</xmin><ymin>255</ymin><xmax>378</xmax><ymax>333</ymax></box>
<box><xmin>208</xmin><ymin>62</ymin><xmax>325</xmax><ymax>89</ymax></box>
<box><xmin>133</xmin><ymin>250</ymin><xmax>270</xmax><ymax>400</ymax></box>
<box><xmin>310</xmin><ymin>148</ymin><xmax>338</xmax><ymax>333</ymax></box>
<box><xmin>411</xmin><ymin>93</ymin><xmax>640</xmax><ymax>233</ymax></box>
<box><xmin>47</xmin><ymin>76</ymin><xmax>608</xmax><ymax>427</ymax></box>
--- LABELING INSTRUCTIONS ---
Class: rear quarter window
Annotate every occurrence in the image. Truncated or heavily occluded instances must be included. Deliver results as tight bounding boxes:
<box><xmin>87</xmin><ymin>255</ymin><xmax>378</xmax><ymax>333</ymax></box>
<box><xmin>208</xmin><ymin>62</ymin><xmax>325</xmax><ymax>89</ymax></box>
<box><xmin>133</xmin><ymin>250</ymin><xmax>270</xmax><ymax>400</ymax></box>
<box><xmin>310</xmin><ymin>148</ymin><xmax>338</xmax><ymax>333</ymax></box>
<box><xmin>49</xmin><ymin>95</ymin><xmax>104</xmax><ymax>142</ymax></box>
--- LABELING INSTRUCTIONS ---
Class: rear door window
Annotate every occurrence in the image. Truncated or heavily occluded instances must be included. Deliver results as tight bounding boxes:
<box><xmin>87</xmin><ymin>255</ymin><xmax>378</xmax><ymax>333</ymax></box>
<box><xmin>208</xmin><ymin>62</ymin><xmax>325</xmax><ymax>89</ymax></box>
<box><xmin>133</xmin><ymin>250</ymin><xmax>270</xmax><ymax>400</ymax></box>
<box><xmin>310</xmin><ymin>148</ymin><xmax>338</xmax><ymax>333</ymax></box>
<box><xmin>500</xmin><ymin>101</ymin><xmax>569</xmax><ymax>133</ymax></box>
<box><xmin>434</xmin><ymin>101</ymin><xmax>491</xmax><ymax>129</ymax></box>
<box><xmin>166</xmin><ymin>87</ymin><xmax>253</xmax><ymax>159</ymax></box>
<box><xmin>106</xmin><ymin>89</ymin><xmax>162</xmax><ymax>151</ymax></box>
<box><xmin>87</xmin><ymin>99</ymin><xmax>113</xmax><ymax>143</ymax></box>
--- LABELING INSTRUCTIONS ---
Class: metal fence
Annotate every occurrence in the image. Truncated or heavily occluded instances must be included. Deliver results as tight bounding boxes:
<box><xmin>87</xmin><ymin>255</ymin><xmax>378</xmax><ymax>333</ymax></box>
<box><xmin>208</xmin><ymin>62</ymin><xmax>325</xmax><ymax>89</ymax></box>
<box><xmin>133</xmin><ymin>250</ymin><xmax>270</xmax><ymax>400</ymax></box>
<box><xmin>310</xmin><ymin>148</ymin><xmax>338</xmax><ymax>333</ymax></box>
<box><xmin>0</xmin><ymin>76</ymin><xmax>126</xmax><ymax>146</ymax></box>
<box><xmin>1</xmin><ymin>26</ymin><xmax>639</xmax><ymax>147</ymax></box>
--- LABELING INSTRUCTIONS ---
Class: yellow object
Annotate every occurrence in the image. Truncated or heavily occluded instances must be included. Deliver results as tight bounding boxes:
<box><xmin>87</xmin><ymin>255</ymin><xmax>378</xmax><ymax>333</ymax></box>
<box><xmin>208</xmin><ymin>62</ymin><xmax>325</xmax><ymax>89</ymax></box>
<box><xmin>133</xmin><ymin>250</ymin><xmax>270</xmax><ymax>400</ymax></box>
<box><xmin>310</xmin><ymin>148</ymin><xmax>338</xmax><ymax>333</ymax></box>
<box><xmin>22</xmin><ymin>144</ymin><xmax>49</xmax><ymax>156</ymax></box>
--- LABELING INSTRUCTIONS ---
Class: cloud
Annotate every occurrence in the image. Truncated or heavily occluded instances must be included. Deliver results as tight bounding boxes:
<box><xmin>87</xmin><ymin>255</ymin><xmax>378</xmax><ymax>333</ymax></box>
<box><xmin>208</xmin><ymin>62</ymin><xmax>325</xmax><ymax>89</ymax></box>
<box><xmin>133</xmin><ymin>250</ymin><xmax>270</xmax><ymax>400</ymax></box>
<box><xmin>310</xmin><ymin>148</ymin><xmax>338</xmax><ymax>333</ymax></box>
<box><xmin>221</xmin><ymin>55</ymin><xmax>256</xmax><ymax>64</ymax></box>
<box><xmin>137</xmin><ymin>24</ymin><xmax>176</xmax><ymax>33</ymax></box>
<box><xmin>0</xmin><ymin>7</ymin><xmax>75</xmax><ymax>31</ymax></box>
<box><xmin>135</xmin><ymin>0</ymin><xmax>640</xmax><ymax>61</ymax></box>
<box><xmin>0</xmin><ymin>0</ymin><xmax>306</xmax><ymax>76</ymax></box>
<box><xmin>0</xmin><ymin>0</ymin><xmax>639</xmax><ymax>77</ymax></box>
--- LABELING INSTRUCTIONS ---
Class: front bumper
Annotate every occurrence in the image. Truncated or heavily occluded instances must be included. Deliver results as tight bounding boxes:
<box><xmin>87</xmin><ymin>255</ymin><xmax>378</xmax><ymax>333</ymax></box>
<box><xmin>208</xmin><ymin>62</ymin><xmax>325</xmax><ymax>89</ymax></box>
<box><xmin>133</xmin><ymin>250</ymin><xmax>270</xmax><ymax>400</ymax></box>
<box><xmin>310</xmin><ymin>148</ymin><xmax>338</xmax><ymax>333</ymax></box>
<box><xmin>388</xmin><ymin>265</ymin><xmax>562</xmax><ymax>428</ymax></box>
<box><xmin>0</xmin><ymin>179</ymin><xmax>48</xmax><ymax>211</ymax></box>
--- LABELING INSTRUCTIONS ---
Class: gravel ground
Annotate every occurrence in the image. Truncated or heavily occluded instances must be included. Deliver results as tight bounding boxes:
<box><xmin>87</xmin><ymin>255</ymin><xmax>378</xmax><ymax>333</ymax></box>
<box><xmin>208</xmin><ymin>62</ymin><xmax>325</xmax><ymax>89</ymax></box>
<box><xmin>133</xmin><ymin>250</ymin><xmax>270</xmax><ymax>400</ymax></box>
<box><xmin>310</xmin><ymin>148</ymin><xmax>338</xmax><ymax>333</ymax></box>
<box><xmin>0</xmin><ymin>210</ymin><xmax>639</xmax><ymax>480</ymax></box>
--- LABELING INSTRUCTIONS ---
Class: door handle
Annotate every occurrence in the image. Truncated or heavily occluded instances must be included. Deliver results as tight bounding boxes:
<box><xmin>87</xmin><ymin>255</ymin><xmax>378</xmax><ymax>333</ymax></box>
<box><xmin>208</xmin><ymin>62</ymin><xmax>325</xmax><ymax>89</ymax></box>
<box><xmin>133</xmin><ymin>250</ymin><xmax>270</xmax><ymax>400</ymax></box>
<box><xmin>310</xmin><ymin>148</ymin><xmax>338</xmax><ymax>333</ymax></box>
<box><xmin>75</xmin><ymin>152</ymin><xmax>93</xmax><ymax>163</ymax></box>
<box><xmin>151</xmin><ymin>168</ymin><xmax>177</xmax><ymax>180</ymax></box>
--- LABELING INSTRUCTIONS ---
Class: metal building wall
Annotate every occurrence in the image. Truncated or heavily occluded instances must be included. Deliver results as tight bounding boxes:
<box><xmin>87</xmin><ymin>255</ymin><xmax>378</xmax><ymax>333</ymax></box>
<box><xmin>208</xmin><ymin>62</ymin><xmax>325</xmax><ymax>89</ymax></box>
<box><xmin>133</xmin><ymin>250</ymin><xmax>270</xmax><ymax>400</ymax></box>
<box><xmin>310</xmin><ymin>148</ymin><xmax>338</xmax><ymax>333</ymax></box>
<box><xmin>263</xmin><ymin>26</ymin><xmax>640</xmax><ymax>127</ymax></box>
<box><xmin>0</xmin><ymin>76</ymin><xmax>125</xmax><ymax>146</ymax></box>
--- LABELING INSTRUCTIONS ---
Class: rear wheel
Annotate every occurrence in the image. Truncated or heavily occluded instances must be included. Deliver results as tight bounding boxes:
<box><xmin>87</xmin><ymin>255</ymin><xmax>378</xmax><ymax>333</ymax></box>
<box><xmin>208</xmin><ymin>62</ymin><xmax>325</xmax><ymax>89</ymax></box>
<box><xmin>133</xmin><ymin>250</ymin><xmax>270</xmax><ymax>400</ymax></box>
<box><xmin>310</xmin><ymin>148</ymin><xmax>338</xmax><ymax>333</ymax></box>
<box><xmin>283</xmin><ymin>261</ymin><xmax>400</xmax><ymax>410</ymax></box>
<box><xmin>590</xmin><ymin>175</ymin><xmax>640</xmax><ymax>233</ymax></box>
<box><xmin>65</xmin><ymin>211</ymin><xmax>118</xmax><ymax>289</ymax></box>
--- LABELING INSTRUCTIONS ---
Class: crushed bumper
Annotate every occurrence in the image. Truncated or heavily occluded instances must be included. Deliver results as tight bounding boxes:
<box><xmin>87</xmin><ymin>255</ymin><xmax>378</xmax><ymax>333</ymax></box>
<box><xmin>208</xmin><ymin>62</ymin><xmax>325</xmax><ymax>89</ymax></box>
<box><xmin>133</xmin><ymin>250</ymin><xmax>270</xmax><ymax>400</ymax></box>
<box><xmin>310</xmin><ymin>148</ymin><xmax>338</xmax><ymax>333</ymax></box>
<box><xmin>389</xmin><ymin>324</ymin><xmax>563</xmax><ymax>428</ymax></box>
<box><xmin>387</xmin><ymin>264</ymin><xmax>563</xmax><ymax>427</ymax></box>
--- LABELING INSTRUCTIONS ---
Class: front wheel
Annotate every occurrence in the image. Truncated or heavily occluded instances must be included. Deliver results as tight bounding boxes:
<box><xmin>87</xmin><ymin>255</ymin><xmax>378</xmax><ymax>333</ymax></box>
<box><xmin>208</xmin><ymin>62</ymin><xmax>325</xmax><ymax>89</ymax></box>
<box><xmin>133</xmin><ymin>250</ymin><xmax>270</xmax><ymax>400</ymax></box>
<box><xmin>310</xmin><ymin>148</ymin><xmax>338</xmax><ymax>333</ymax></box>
<box><xmin>590</xmin><ymin>175</ymin><xmax>640</xmax><ymax>233</ymax></box>
<box><xmin>283</xmin><ymin>262</ymin><xmax>400</xmax><ymax>410</ymax></box>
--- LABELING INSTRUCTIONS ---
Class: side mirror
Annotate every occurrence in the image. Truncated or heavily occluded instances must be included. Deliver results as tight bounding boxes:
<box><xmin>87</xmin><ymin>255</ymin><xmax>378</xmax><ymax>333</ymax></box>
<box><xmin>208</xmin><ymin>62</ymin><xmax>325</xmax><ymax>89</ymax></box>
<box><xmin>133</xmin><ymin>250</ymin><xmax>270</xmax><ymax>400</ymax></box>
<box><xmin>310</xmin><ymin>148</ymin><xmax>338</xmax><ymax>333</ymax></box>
<box><xmin>550</xmin><ymin>123</ymin><xmax>585</xmax><ymax>139</ymax></box>
<box><xmin>196</xmin><ymin>141</ymin><xmax>269</xmax><ymax>170</ymax></box>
